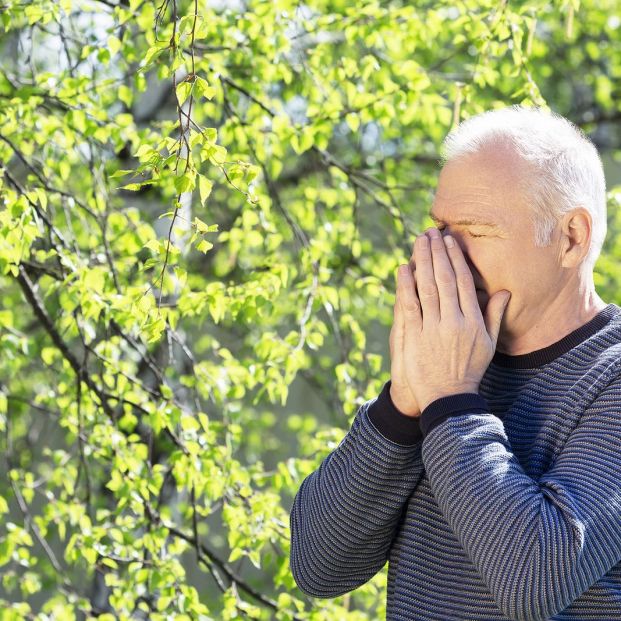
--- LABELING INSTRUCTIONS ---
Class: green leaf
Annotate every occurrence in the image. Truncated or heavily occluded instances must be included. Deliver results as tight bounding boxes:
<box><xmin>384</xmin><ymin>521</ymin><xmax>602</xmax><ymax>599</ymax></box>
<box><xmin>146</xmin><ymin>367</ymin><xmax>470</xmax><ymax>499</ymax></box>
<box><xmin>196</xmin><ymin>239</ymin><xmax>214</xmax><ymax>254</ymax></box>
<box><xmin>107</xmin><ymin>36</ymin><xmax>122</xmax><ymax>57</ymax></box>
<box><xmin>174</xmin><ymin>173</ymin><xmax>196</xmax><ymax>194</ymax></box>
<box><xmin>143</xmin><ymin>45</ymin><xmax>166</xmax><ymax>66</ymax></box>
<box><xmin>194</xmin><ymin>76</ymin><xmax>216</xmax><ymax>100</ymax></box>
<box><xmin>82</xmin><ymin>547</ymin><xmax>97</xmax><ymax>564</ymax></box>
<box><xmin>198</xmin><ymin>175</ymin><xmax>213</xmax><ymax>205</ymax></box>
<box><xmin>119</xmin><ymin>84</ymin><xmax>133</xmax><ymax>108</ymax></box>
<box><xmin>144</xmin><ymin>239</ymin><xmax>161</xmax><ymax>252</ymax></box>
<box><xmin>345</xmin><ymin>113</ymin><xmax>360</xmax><ymax>132</ymax></box>
<box><xmin>193</xmin><ymin>217</ymin><xmax>216</xmax><ymax>233</ymax></box>
<box><xmin>176</xmin><ymin>81</ymin><xmax>193</xmax><ymax>106</ymax></box>
<box><xmin>109</xmin><ymin>169</ymin><xmax>134</xmax><ymax>179</ymax></box>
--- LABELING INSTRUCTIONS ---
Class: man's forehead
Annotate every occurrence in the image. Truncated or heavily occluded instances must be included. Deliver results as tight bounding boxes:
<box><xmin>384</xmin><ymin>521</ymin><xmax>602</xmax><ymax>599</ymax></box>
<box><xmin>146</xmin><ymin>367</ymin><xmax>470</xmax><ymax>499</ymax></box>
<box><xmin>431</xmin><ymin>153</ymin><xmax>524</xmax><ymax>230</ymax></box>
<box><xmin>429</xmin><ymin>194</ymin><xmax>506</xmax><ymax>229</ymax></box>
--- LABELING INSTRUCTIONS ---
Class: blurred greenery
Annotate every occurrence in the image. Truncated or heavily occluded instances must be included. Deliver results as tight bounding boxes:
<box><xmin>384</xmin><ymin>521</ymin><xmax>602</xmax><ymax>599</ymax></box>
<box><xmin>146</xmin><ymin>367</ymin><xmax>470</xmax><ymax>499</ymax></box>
<box><xmin>1</xmin><ymin>0</ymin><xmax>620</xmax><ymax>618</ymax></box>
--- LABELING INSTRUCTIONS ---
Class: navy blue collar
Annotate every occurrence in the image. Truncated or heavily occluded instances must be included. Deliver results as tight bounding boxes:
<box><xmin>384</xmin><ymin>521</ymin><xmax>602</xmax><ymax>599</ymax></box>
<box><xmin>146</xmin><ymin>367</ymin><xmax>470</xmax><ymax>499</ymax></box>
<box><xmin>491</xmin><ymin>303</ymin><xmax>619</xmax><ymax>369</ymax></box>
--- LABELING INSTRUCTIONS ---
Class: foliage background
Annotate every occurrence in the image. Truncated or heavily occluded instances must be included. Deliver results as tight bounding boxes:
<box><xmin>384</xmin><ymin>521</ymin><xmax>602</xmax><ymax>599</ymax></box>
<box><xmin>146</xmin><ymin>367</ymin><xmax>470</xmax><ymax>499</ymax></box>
<box><xmin>1</xmin><ymin>0</ymin><xmax>621</xmax><ymax>618</ymax></box>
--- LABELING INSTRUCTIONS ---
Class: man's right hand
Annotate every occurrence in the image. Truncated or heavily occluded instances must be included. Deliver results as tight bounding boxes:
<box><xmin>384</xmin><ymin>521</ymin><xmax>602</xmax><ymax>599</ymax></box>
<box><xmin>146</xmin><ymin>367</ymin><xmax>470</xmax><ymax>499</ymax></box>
<box><xmin>388</xmin><ymin>256</ymin><xmax>421</xmax><ymax>418</ymax></box>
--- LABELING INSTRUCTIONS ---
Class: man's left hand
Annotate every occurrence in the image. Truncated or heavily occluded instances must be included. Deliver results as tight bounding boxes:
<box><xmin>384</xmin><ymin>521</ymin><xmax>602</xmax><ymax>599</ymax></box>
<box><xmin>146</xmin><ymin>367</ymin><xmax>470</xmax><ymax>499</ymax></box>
<box><xmin>397</xmin><ymin>227</ymin><xmax>511</xmax><ymax>414</ymax></box>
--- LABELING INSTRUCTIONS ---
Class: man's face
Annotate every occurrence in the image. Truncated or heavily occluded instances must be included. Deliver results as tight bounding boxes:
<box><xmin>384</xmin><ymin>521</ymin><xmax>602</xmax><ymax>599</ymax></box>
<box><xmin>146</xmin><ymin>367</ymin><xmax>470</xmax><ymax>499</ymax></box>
<box><xmin>428</xmin><ymin>147</ymin><xmax>565</xmax><ymax>343</ymax></box>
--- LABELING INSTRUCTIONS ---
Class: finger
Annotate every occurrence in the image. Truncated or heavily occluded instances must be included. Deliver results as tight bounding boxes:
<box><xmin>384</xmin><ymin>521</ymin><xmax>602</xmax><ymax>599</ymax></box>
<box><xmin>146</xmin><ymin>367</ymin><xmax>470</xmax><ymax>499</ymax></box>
<box><xmin>428</xmin><ymin>230</ymin><xmax>461</xmax><ymax>319</ymax></box>
<box><xmin>399</xmin><ymin>266</ymin><xmax>418</xmax><ymax>332</ymax></box>
<box><xmin>396</xmin><ymin>264</ymin><xmax>417</xmax><ymax>324</ymax></box>
<box><xmin>414</xmin><ymin>233</ymin><xmax>439</xmax><ymax>323</ymax></box>
<box><xmin>484</xmin><ymin>290</ymin><xmax>511</xmax><ymax>348</ymax></box>
<box><xmin>392</xmin><ymin>262</ymin><xmax>417</xmax><ymax>350</ymax></box>
<box><xmin>390</xmin><ymin>282</ymin><xmax>401</xmax><ymax>358</ymax></box>
<box><xmin>442</xmin><ymin>234</ymin><xmax>480</xmax><ymax>318</ymax></box>
<box><xmin>408</xmin><ymin>253</ymin><xmax>416</xmax><ymax>273</ymax></box>
<box><xmin>397</xmin><ymin>264</ymin><xmax>422</xmax><ymax>329</ymax></box>
<box><xmin>408</xmin><ymin>239</ymin><xmax>416</xmax><ymax>271</ymax></box>
<box><xmin>391</xmin><ymin>283</ymin><xmax>405</xmax><ymax>360</ymax></box>
<box><xmin>391</xmin><ymin>266</ymin><xmax>409</xmax><ymax>350</ymax></box>
<box><xmin>408</xmin><ymin>245</ymin><xmax>416</xmax><ymax>283</ymax></box>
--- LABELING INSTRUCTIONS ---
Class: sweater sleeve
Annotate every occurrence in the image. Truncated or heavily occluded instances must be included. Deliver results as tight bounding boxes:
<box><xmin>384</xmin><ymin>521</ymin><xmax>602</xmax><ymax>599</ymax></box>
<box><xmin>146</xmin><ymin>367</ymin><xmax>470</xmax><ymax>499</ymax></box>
<box><xmin>289</xmin><ymin>381</ymin><xmax>425</xmax><ymax>598</ymax></box>
<box><xmin>419</xmin><ymin>377</ymin><xmax>621</xmax><ymax>621</ymax></box>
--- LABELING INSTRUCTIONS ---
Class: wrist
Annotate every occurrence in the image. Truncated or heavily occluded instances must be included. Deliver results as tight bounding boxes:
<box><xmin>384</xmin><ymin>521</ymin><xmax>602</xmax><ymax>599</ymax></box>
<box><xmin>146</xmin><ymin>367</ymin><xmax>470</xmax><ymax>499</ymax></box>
<box><xmin>367</xmin><ymin>381</ymin><xmax>423</xmax><ymax>446</ymax></box>
<box><xmin>419</xmin><ymin>386</ymin><xmax>479</xmax><ymax>413</ymax></box>
<box><xmin>418</xmin><ymin>391</ymin><xmax>489</xmax><ymax>439</ymax></box>
<box><xmin>389</xmin><ymin>385</ymin><xmax>420</xmax><ymax>418</ymax></box>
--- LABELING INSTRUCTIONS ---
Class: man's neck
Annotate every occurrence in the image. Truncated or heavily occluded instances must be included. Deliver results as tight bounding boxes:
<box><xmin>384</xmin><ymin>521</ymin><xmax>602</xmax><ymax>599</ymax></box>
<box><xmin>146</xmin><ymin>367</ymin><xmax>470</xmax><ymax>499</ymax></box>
<box><xmin>496</xmin><ymin>289</ymin><xmax>608</xmax><ymax>356</ymax></box>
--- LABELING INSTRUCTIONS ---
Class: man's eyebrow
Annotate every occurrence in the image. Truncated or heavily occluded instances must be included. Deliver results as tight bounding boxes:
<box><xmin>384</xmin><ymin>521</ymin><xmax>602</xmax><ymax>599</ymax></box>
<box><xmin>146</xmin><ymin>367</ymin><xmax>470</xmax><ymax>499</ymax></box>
<box><xmin>428</xmin><ymin>211</ymin><xmax>499</xmax><ymax>228</ymax></box>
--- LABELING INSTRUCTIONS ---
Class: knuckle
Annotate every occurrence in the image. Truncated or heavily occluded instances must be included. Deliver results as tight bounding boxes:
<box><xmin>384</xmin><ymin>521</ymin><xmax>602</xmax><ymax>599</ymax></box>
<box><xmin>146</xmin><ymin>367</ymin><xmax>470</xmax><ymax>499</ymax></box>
<box><xmin>456</xmin><ymin>270</ymin><xmax>474</xmax><ymax>287</ymax></box>
<box><xmin>416</xmin><ymin>250</ymin><xmax>431</xmax><ymax>262</ymax></box>
<box><xmin>403</xmin><ymin>300</ymin><xmax>420</xmax><ymax>314</ymax></box>
<box><xmin>418</xmin><ymin>284</ymin><xmax>438</xmax><ymax>298</ymax></box>
<box><xmin>436</xmin><ymin>271</ymin><xmax>455</xmax><ymax>285</ymax></box>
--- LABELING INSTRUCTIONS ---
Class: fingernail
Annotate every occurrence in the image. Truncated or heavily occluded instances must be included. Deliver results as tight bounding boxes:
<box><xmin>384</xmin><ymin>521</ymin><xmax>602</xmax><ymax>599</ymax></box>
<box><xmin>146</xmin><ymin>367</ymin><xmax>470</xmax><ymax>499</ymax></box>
<box><xmin>417</xmin><ymin>235</ymin><xmax>428</xmax><ymax>248</ymax></box>
<box><xmin>444</xmin><ymin>235</ymin><xmax>455</xmax><ymax>248</ymax></box>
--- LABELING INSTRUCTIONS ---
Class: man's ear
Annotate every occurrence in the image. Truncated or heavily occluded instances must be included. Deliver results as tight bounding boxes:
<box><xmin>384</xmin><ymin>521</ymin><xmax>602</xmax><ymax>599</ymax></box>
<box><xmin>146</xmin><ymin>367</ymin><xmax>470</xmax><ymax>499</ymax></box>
<box><xmin>559</xmin><ymin>207</ymin><xmax>592</xmax><ymax>268</ymax></box>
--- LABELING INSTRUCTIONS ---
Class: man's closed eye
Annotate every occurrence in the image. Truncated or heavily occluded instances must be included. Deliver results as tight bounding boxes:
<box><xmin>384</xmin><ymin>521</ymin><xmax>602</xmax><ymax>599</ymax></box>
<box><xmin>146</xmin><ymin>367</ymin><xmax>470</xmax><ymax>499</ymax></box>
<box><xmin>437</xmin><ymin>227</ymin><xmax>485</xmax><ymax>238</ymax></box>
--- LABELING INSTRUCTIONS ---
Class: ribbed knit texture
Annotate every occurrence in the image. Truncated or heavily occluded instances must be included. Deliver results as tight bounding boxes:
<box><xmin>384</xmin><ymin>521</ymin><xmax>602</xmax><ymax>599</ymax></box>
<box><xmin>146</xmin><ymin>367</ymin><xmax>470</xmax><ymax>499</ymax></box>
<box><xmin>290</xmin><ymin>303</ymin><xmax>621</xmax><ymax>620</ymax></box>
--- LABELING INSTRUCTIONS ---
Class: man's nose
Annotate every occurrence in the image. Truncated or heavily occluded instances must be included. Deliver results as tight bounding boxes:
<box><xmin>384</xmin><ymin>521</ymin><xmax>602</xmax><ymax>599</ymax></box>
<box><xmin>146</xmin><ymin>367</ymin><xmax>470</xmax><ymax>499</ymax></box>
<box><xmin>439</xmin><ymin>228</ymin><xmax>467</xmax><ymax>253</ymax></box>
<box><xmin>439</xmin><ymin>229</ymin><xmax>478</xmax><ymax>276</ymax></box>
<box><xmin>409</xmin><ymin>228</ymin><xmax>472</xmax><ymax>266</ymax></box>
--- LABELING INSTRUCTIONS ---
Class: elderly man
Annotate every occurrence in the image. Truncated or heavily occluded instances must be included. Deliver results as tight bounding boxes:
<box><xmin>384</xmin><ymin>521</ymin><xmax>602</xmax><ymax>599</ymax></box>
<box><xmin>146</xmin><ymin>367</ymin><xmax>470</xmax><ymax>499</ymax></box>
<box><xmin>289</xmin><ymin>105</ymin><xmax>621</xmax><ymax>620</ymax></box>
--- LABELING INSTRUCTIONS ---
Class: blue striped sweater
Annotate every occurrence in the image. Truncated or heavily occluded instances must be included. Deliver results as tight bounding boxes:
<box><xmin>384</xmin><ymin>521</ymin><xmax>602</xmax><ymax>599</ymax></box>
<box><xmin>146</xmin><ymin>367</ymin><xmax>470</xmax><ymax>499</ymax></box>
<box><xmin>290</xmin><ymin>303</ymin><xmax>621</xmax><ymax>620</ymax></box>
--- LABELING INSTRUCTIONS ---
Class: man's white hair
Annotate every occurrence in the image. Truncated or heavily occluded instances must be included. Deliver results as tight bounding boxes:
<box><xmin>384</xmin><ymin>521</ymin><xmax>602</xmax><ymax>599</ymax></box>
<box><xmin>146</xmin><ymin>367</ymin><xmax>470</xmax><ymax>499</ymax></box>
<box><xmin>440</xmin><ymin>105</ymin><xmax>607</xmax><ymax>267</ymax></box>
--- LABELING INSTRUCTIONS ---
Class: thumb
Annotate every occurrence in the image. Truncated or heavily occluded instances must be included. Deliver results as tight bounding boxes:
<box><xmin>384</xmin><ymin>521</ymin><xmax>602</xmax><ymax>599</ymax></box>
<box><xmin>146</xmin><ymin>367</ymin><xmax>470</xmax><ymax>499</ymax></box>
<box><xmin>484</xmin><ymin>290</ymin><xmax>511</xmax><ymax>348</ymax></box>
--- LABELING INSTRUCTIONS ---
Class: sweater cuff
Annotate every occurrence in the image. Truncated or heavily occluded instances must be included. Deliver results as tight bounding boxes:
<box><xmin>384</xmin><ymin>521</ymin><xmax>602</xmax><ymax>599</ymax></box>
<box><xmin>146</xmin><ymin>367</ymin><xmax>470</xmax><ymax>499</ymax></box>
<box><xmin>367</xmin><ymin>380</ymin><xmax>423</xmax><ymax>446</ymax></box>
<box><xmin>420</xmin><ymin>392</ymin><xmax>489</xmax><ymax>439</ymax></box>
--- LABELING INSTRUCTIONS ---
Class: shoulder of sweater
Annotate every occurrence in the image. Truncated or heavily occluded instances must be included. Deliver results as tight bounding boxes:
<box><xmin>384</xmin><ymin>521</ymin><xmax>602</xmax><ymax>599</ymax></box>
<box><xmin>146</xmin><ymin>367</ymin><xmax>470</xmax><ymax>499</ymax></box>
<box><xmin>566</xmin><ymin>311</ymin><xmax>621</xmax><ymax>368</ymax></box>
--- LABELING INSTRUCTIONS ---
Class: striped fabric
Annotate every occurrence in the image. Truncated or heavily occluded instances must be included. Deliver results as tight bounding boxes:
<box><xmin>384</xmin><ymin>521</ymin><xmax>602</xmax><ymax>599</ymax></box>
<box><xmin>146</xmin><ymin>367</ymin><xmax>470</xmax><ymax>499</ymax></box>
<box><xmin>290</xmin><ymin>303</ymin><xmax>621</xmax><ymax>620</ymax></box>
